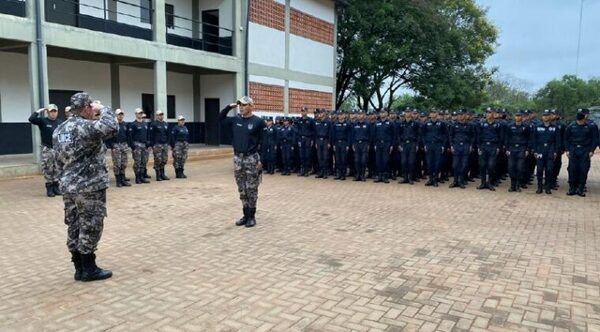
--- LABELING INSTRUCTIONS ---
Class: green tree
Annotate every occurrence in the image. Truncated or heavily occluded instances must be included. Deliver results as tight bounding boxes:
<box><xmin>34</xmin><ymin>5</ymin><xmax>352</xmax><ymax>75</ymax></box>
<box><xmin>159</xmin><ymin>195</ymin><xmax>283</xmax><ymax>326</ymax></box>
<box><xmin>534</xmin><ymin>75</ymin><xmax>600</xmax><ymax>120</ymax></box>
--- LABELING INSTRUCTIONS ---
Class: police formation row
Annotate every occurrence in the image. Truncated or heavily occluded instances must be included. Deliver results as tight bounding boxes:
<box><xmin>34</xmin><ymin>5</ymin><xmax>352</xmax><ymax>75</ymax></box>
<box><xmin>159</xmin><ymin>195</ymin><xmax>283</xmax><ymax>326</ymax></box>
<box><xmin>258</xmin><ymin>107</ymin><xmax>599</xmax><ymax>197</ymax></box>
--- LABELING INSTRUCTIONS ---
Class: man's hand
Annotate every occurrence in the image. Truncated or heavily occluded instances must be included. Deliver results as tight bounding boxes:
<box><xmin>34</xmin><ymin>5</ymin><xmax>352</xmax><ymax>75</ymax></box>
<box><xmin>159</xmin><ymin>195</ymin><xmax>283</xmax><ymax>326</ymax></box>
<box><xmin>256</xmin><ymin>161</ymin><xmax>263</xmax><ymax>171</ymax></box>
<box><xmin>229</xmin><ymin>103</ymin><xmax>237</xmax><ymax>108</ymax></box>
<box><xmin>37</xmin><ymin>108</ymin><xmax>46</xmax><ymax>114</ymax></box>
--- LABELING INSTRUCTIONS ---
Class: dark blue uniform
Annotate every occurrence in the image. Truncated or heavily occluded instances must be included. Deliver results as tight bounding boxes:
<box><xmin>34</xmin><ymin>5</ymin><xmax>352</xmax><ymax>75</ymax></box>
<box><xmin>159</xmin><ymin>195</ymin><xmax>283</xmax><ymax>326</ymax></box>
<box><xmin>332</xmin><ymin>120</ymin><xmax>352</xmax><ymax>179</ymax></box>
<box><xmin>351</xmin><ymin>120</ymin><xmax>370</xmax><ymax>181</ymax></box>
<box><xmin>504</xmin><ymin>122</ymin><xmax>530</xmax><ymax>191</ymax></box>
<box><xmin>277</xmin><ymin>125</ymin><xmax>296</xmax><ymax>175</ymax></box>
<box><xmin>530</xmin><ymin>123</ymin><xmax>561</xmax><ymax>193</ymax></box>
<box><xmin>420</xmin><ymin>119</ymin><xmax>448</xmax><ymax>185</ymax></box>
<box><xmin>261</xmin><ymin>125</ymin><xmax>278</xmax><ymax>174</ymax></box>
<box><xmin>372</xmin><ymin>119</ymin><xmax>395</xmax><ymax>182</ymax></box>
<box><xmin>397</xmin><ymin>120</ymin><xmax>420</xmax><ymax>183</ymax></box>
<box><xmin>314</xmin><ymin>119</ymin><xmax>332</xmax><ymax>178</ymax></box>
<box><xmin>449</xmin><ymin>121</ymin><xmax>475</xmax><ymax>187</ymax></box>
<box><xmin>564</xmin><ymin>120</ymin><xmax>597</xmax><ymax>195</ymax></box>
<box><xmin>476</xmin><ymin>120</ymin><xmax>503</xmax><ymax>189</ymax></box>
<box><xmin>296</xmin><ymin>117</ymin><xmax>315</xmax><ymax>176</ymax></box>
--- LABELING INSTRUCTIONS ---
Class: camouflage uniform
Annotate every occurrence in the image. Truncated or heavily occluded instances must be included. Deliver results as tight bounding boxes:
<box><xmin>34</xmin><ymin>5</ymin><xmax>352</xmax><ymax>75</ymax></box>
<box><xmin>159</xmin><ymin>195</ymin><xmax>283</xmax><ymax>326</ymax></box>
<box><xmin>173</xmin><ymin>141</ymin><xmax>189</xmax><ymax>169</ymax></box>
<box><xmin>111</xmin><ymin>143</ymin><xmax>129</xmax><ymax>175</ymax></box>
<box><xmin>132</xmin><ymin>142</ymin><xmax>149</xmax><ymax>173</ymax></box>
<box><xmin>41</xmin><ymin>145</ymin><xmax>60</xmax><ymax>183</ymax></box>
<box><xmin>233</xmin><ymin>152</ymin><xmax>261</xmax><ymax>209</ymax></box>
<box><xmin>53</xmin><ymin>96</ymin><xmax>118</xmax><ymax>255</ymax></box>
<box><xmin>153</xmin><ymin>144</ymin><xmax>169</xmax><ymax>169</ymax></box>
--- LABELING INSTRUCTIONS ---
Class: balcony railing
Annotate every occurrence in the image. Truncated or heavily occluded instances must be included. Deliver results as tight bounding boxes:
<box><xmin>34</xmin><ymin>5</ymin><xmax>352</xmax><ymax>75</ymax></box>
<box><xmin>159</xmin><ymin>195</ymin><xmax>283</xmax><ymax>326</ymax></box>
<box><xmin>166</xmin><ymin>14</ymin><xmax>233</xmax><ymax>56</ymax></box>
<box><xmin>45</xmin><ymin>0</ymin><xmax>153</xmax><ymax>40</ymax></box>
<box><xmin>0</xmin><ymin>0</ymin><xmax>26</xmax><ymax>17</ymax></box>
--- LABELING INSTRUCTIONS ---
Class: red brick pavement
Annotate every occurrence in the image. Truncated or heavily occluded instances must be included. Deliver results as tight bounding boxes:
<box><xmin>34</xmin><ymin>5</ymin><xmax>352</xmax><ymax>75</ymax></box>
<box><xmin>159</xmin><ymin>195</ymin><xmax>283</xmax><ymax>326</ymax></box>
<box><xmin>0</xmin><ymin>158</ymin><xmax>599</xmax><ymax>331</ymax></box>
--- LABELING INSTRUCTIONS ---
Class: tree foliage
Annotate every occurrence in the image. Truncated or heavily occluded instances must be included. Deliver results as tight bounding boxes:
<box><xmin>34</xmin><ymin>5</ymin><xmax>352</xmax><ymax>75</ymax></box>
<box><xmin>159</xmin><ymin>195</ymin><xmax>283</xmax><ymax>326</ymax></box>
<box><xmin>534</xmin><ymin>75</ymin><xmax>600</xmax><ymax>119</ymax></box>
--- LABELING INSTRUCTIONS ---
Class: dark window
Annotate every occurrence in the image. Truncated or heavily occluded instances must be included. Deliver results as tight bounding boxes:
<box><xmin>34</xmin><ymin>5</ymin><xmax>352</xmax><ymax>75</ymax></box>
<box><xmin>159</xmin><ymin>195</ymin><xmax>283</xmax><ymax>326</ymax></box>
<box><xmin>141</xmin><ymin>94</ymin><xmax>176</xmax><ymax>120</ymax></box>
<box><xmin>140</xmin><ymin>0</ymin><xmax>152</xmax><ymax>24</ymax></box>
<box><xmin>165</xmin><ymin>4</ymin><xmax>174</xmax><ymax>29</ymax></box>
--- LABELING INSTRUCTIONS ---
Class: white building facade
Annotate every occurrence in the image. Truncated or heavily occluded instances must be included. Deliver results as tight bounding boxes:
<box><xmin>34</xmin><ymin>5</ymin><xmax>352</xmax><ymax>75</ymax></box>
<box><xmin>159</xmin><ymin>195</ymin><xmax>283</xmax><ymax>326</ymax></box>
<box><xmin>0</xmin><ymin>0</ymin><xmax>336</xmax><ymax>155</ymax></box>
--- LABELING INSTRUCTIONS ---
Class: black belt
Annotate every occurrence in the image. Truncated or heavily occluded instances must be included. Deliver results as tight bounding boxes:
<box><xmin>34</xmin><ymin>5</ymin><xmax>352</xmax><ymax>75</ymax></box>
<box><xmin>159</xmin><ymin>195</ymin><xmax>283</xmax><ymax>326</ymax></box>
<box><xmin>235</xmin><ymin>152</ymin><xmax>256</xmax><ymax>157</ymax></box>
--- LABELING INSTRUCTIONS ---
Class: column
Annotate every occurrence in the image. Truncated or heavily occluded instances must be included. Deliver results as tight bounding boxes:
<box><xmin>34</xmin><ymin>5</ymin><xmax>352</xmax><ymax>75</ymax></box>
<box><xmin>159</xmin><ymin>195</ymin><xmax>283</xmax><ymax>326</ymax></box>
<box><xmin>110</xmin><ymin>63</ymin><xmax>120</xmax><ymax>109</ymax></box>
<box><xmin>153</xmin><ymin>0</ymin><xmax>166</xmax><ymax>43</ymax></box>
<box><xmin>154</xmin><ymin>61</ymin><xmax>167</xmax><ymax>114</ymax></box>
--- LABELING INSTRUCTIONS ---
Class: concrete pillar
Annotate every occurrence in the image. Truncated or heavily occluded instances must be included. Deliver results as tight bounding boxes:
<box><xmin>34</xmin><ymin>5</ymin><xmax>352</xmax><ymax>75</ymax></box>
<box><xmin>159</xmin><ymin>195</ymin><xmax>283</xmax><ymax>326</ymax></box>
<box><xmin>153</xmin><ymin>0</ymin><xmax>166</xmax><ymax>43</ymax></box>
<box><xmin>284</xmin><ymin>0</ymin><xmax>290</xmax><ymax>114</ymax></box>
<box><xmin>28</xmin><ymin>43</ymin><xmax>49</xmax><ymax>164</ymax></box>
<box><xmin>284</xmin><ymin>80</ymin><xmax>289</xmax><ymax>115</ymax></box>
<box><xmin>192</xmin><ymin>0</ymin><xmax>200</xmax><ymax>40</ymax></box>
<box><xmin>110</xmin><ymin>63</ymin><xmax>120</xmax><ymax>109</ymax></box>
<box><xmin>193</xmin><ymin>69</ymin><xmax>201</xmax><ymax>122</ymax></box>
<box><xmin>234</xmin><ymin>0</ymin><xmax>246</xmax><ymax>96</ymax></box>
<box><xmin>332</xmin><ymin>2</ymin><xmax>338</xmax><ymax>110</ymax></box>
<box><xmin>154</xmin><ymin>60</ymin><xmax>167</xmax><ymax>115</ymax></box>
<box><xmin>107</xmin><ymin>0</ymin><xmax>117</xmax><ymax>21</ymax></box>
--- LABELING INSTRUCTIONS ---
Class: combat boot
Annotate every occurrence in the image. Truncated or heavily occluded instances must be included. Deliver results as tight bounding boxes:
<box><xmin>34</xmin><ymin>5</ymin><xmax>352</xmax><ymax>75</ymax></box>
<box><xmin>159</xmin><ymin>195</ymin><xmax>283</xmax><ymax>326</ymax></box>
<box><xmin>566</xmin><ymin>184</ymin><xmax>576</xmax><ymax>196</ymax></box>
<box><xmin>155</xmin><ymin>169</ymin><xmax>162</xmax><ymax>181</ymax></box>
<box><xmin>545</xmin><ymin>182</ymin><xmax>552</xmax><ymax>194</ymax></box>
<box><xmin>536</xmin><ymin>181</ymin><xmax>543</xmax><ymax>194</ymax></box>
<box><xmin>80</xmin><ymin>253</ymin><xmax>112</xmax><ymax>282</ymax></box>
<box><xmin>52</xmin><ymin>182</ymin><xmax>62</xmax><ymax>195</ymax></box>
<box><xmin>120</xmin><ymin>174</ymin><xmax>131</xmax><ymax>187</ymax></box>
<box><xmin>175</xmin><ymin>168</ymin><xmax>181</xmax><ymax>178</ymax></box>
<box><xmin>45</xmin><ymin>183</ymin><xmax>55</xmax><ymax>197</ymax></box>
<box><xmin>115</xmin><ymin>173</ymin><xmax>123</xmax><ymax>187</ymax></box>
<box><xmin>71</xmin><ymin>251</ymin><xmax>82</xmax><ymax>281</ymax></box>
<box><xmin>135</xmin><ymin>172</ymin><xmax>141</xmax><ymax>184</ymax></box>
<box><xmin>245</xmin><ymin>208</ymin><xmax>256</xmax><ymax>228</ymax></box>
<box><xmin>236</xmin><ymin>207</ymin><xmax>248</xmax><ymax>226</ymax></box>
<box><xmin>143</xmin><ymin>168</ymin><xmax>151</xmax><ymax>179</ymax></box>
<box><xmin>180</xmin><ymin>168</ymin><xmax>187</xmax><ymax>178</ymax></box>
<box><xmin>508</xmin><ymin>180</ymin><xmax>516</xmax><ymax>192</ymax></box>
<box><xmin>160</xmin><ymin>169</ymin><xmax>170</xmax><ymax>180</ymax></box>
<box><xmin>138</xmin><ymin>171</ymin><xmax>149</xmax><ymax>184</ymax></box>
<box><xmin>576</xmin><ymin>184</ymin><xmax>586</xmax><ymax>197</ymax></box>
<box><xmin>449</xmin><ymin>178</ymin><xmax>459</xmax><ymax>188</ymax></box>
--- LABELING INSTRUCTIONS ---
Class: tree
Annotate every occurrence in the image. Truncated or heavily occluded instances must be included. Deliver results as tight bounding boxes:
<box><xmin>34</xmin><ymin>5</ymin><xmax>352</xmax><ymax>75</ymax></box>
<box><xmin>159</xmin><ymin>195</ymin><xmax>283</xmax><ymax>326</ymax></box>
<box><xmin>534</xmin><ymin>75</ymin><xmax>600</xmax><ymax>120</ymax></box>
<box><xmin>336</xmin><ymin>0</ymin><xmax>498</xmax><ymax>110</ymax></box>
<box><xmin>480</xmin><ymin>75</ymin><xmax>535</xmax><ymax>112</ymax></box>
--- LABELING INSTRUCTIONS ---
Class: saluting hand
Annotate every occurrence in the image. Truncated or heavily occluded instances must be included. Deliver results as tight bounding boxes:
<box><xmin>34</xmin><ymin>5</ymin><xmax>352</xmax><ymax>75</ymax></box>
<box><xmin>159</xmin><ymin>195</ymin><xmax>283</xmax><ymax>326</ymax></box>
<box><xmin>256</xmin><ymin>161</ymin><xmax>263</xmax><ymax>171</ymax></box>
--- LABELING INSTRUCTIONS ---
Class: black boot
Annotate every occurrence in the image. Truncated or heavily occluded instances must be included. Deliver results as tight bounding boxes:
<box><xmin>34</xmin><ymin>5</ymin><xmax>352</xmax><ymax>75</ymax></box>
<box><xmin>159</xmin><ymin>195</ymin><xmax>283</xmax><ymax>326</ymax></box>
<box><xmin>180</xmin><ymin>168</ymin><xmax>187</xmax><ymax>178</ymax></box>
<box><xmin>135</xmin><ymin>172</ymin><xmax>141</xmax><ymax>184</ymax></box>
<box><xmin>121</xmin><ymin>174</ymin><xmax>131</xmax><ymax>187</ymax></box>
<box><xmin>160</xmin><ymin>169</ymin><xmax>170</xmax><ymax>181</ymax></box>
<box><xmin>508</xmin><ymin>180</ymin><xmax>516</xmax><ymax>192</ymax></box>
<box><xmin>245</xmin><ymin>208</ymin><xmax>256</xmax><ymax>228</ymax></box>
<box><xmin>236</xmin><ymin>207</ymin><xmax>248</xmax><ymax>226</ymax></box>
<box><xmin>139</xmin><ymin>172</ymin><xmax>150</xmax><ymax>184</ymax></box>
<box><xmin>567</xmin><ymin>184</ymin><xmax>576</xmax><ymax>196</ymax></box>
<box><xmin>175</xmin><ymin>168</ymin><xmax>181</xmax><ymax>178</ymax></box>
<box><xmin>116</xmin><ymin>174</ymin><xmax>123</xmax><ymax>188</ymax></box>
<box><xmin>155</xmin><ymin>169</ymin><xmax>162</xmax><ymax>181</ymax></box>
<box><xmin>459</xmin><ymin>176</ymin><xmax>466</xmax><ymax>189</ymax></box>
<box><xmin>143</xmin><ymin>168</ymin><xmax>151</xmax><ymax>179</ymax></box>
<box><xmin>45</xmin><ymin>183</ymin><xmax>55</xmax><ymax>197</ymax></box>
<box><xmin>536</xmin><ymin>182</ymin><xmax>543</xmax><ymax>194</ymax></box>
<box><xmin>449</xmin><ymin>178</ymin><xmax>458</xmax><ymax>188</ymax></box>
<box><xmin>80</xmin><ymin>253</ymin><xmax>112</xmax><ymax>282</ymax></box>
<box><xmin>545</xmin><ymin>182</ymin><xmax>552</xmax><ymax>194</ymax></box>
<box><xmin>52</xmin><ymin>182</ymin><xmax>62</xmax><ymax>196</ymax></box>
<box><xmin>71</xmin><ymin>251</ymin><xmax>82</xmax><ymax>281</ymax></box>
<box><xmin>577</xmin><ymin>184</ymin><xmax>586</xmax><ymax>197</ymax></box>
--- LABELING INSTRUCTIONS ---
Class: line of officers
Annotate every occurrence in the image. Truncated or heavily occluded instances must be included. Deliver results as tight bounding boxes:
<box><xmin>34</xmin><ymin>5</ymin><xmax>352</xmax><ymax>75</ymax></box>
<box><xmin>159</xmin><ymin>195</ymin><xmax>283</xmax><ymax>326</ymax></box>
<box><xmin>29</xmin><ymin>105</ymin><xmax>191</xmax><ymax>197</ymax></box>
<box><xmin>259</xmin><ymin>107</ymin><xmax>599</xmax><ymax>196</ymax></box>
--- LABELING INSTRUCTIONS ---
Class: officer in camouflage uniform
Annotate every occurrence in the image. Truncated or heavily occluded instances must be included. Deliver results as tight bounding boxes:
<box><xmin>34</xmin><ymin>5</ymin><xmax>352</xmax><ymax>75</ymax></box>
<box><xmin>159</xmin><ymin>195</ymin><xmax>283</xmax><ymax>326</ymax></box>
<box><xmin>219</xmin><ymin>96</ymin><xmax>266</xmax><ymax>228</ymax></box>
<box><xmin>128</xmin><ymin>108</ymin><xmax>151</xmax><ymax>184</ymax></box>
<box><xmin>149</xmin><ymin>110</ymin><xmax>170</xmax><ymax>181</ymax></box>
<box><xmin>53</xmin><ymin>92</ymin><xmax>118</xmax><ymax>282</ymax></box>
<box><xmin>105</xmin><ymin>109</ymin><xmax>131</xmax><ymax>188</ymax></box>
<box><xmin>29</xmin><ymin>104</ymin><xmax>63</xmax><ymax>197</ymax></box>
<box><xmin>170</xmin><ymin>115</ymin><xmax>190</xmax><ymax>178</ymax></box>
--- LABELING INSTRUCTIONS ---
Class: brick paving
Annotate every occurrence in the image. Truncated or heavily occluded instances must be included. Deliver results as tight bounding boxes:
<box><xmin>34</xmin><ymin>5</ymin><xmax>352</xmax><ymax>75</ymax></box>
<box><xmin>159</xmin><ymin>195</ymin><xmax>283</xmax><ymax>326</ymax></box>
<box><xmin>0</xmin><ymin>158</ymin><xmax>599</xmax><ymax>331</ymax></box>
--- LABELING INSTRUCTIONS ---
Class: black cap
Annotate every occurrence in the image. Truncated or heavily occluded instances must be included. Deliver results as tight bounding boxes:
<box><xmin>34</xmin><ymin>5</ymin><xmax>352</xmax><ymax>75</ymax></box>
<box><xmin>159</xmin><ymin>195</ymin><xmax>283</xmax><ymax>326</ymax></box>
<box><xmin>542</xmin><ymin>109</ymin><xmax>552</xmax><ymax>116</ymax></box>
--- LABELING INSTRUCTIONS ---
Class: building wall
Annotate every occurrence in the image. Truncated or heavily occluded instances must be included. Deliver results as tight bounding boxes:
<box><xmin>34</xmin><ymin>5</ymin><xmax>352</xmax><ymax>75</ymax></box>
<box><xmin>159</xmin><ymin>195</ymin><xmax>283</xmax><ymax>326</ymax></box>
<box><xmin>48</xmin><ymin>57</ymin><xmax>112</xmax><ymax>107</ymax></box>
<box><xmin>248</xmin><ymin>22</ymin><xmax>285</xmax><ymax>68</ymax></box>
<box><xmin>199</xmin><ymin>73</ymin><xmax>235</xmax><ymax>122</ymax></box>
<box><xmin>0</xmin><ymin>52</ymin><xmax>30</xmax><ymax>123</ymax></box>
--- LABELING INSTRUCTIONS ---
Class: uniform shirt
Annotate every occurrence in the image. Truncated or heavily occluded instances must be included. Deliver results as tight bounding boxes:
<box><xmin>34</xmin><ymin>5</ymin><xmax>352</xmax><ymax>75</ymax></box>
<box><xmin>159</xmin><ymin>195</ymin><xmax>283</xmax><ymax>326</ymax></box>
<box><xmin>277</xmin><ymin>125</ymin><xmax>296</xmax><ymax>144</ymax></box>
<box><xmin>170</xmin><ymin>125</ymin><xmax>189</xmax><ymax>147</ymax></box>
<box><xmin>420</xmin><ymin>120</ymin><xmax>448</xmax><ymax>146</ymax></box>
<box><xmin>314</xmin><ymin>120</ymin><xmax>331</xmax><ymax>140</ymax></box>
<box><xmin>449</xmin><ymin>122</ymin><xmax>475</xmax><ymax>146</ymax></box>
<box><xmin>397</xmin><ymin>120</ymin><xmax>420</xmax><ymax>144</ymax></box>
<box><xmin>372</xmin><ymin>120</ymin><xmax>394</xmax><ymax>143</ymax></box>
<box><xmin>586</xmin><ymin>120</ymin><xmax>600</xmax><ymax>149</ymax></box>
<box><xmin>261</xmin><ymin>125</ymin><xmax>277</xmax><ymax>146</ymax></box>
<box><xmin>530</xmin><ymin>123</ymin><xmax>561</xmax><ymax>153</ymax></box>
<box><xmin>296</xmin><ymin>117</ymin><xmax>315</xmax><ymax>139</ymax></box>
<box><xmin>564</xmin><ymin>121</ymin><xmax>596</xmax><ymax>153</ymax></box>
<box><xmin>28</xmin><ymin>112</ymin><xmax>63</xmax><ymax>148</ymax></box>
<box><xmin>128</xmin><ymin>120</ymin><xmax>149</xmax><ymax>147</ymax></box>
<box><xmin>504</xmin><ymin>122</ymin><xmax>530</xmax><ymax>148</ymax></box>
<box><xmin>52</xmin><ymin>108</ymin><xmax>118</xmax><ymax>194</ymax></box>
<box><xmin>149</xmin><ymin>120</ymin><xmax>169</xmax><ymax>146</ymax></box>
<box><xmin>105</xmin><ymin>121</ymin><xmax>129</xmax><ymax>148</ymax></box>
<box><xmin>332</xmin><ymin>121</ymin><xmax>352</xmax><ymax>143</ymax></box>
<box><xmin>219</xmin><ymin>105</ymin><xmax>265</xmax><ymax>155</ymax></box>
<box><xmin>477</xmin><ymin>120</ymin><xmax>503</xmax><ymax>146</ymax></box>
<box><xmin>351</xmin><ymin>121</ymin><xmax>370</xmax><ymax>143</ymax></box>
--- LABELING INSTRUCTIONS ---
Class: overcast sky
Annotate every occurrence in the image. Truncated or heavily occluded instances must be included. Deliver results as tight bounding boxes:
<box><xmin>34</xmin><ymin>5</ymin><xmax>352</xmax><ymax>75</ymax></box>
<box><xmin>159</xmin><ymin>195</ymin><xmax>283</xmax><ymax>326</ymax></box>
<box><xmin>476</xmin><ymin>0</ymin><xmax>600</xmax><ymax>92</ymax></box>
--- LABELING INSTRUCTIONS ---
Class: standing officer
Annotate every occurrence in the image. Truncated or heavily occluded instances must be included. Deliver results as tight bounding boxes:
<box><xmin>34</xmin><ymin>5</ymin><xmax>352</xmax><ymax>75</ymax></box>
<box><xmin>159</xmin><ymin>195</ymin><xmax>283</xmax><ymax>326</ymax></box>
<box><xmin>504</xmin><ymin>111</ymin><xmax>530</xmax><ymax>192</ymax></box>
<box><xmin>29</xmin><ymin>104</ymin><xmax>63</xmax><ymax>197</ymax></box>
<box><xmin>149</xmin><ymin>110</ymin><xmax>170</xmax><ymax>181</ymax></box>
<box><xmin>278</xmin><ymin>117</ymin><xmax>296</xmax><ymax>176</ymax></box>
<box><xmin>351</xmin><ymin>110</ymin><xmax>370</xmax><ymax>181</ymax></box>
<box><xmin>476</xmin><ymin>109</ymin><xmax>503</xmax><ymax>191</ymax></box>
<box><xmin>420</xmin><ymin>110</ymin><xmax>448</xmax><ymax>187</ymax></box>
<box><xmin>372</xmin><ymin>110</ymin><xmax>395</xmax><ymax>183</ymax></box>
<box><xmin>106</xmin><ymin>109</ymin><xmax>131</xmax><ymax>187</ymax></box>
<box><xmin>448</xmin><ymin>110</ymin><xmax>476</xmax><ymax>188</ymax></box>
<box><xmin>296</xmin><ymin>107</ymin><xmax>315</xmax><ymax>177</ymax></box>
<box><xmin>53</xmin><ymin>92</ymin><xmax>118</xmax><ymax>282</ymax></box>
<box><xmin>397</xmin><ymin>109</ymin><xmax>420</xmax><ymax>184</ymax></box>
<box><xmin>332</xmin><ymin>112</ymin><xmax>352</xmax><ymax>180</ymax></box>
<box><xmin>530</xmin><ymin>110</ymin><xmax>561</xmax><ymax>194</ymax></box>
<box><xmin>219</xmin><ymin>96</ymin><xmax>265</xmax><ymax>228</ymax></box>
<box><xmin>170</xmin><ymin>115</ymin><xmax>189</xmax><ymax>179</ymax></box>
<box><xmin>128</xmin><ymin>109</ymin><xmax>150</xmax><ymax>184</ymax></box>
<box><xmin>314</xmin><ymin>110</ymin><xmax>332</xmax><ymax>179</ymax></box>
<box><xmin>260</xmin><ymin>117</ymin><xmax>278</xmax><ymax>175</ymax></box>
<box><xmin>550</xmin><ymin>110</ymin><xmax>566</xmax><ymax>190</ymax></box>
<box><xmin>564</xmin><ymin>110</ymin><xmax>597</xmax><ymax>196</ymax></box>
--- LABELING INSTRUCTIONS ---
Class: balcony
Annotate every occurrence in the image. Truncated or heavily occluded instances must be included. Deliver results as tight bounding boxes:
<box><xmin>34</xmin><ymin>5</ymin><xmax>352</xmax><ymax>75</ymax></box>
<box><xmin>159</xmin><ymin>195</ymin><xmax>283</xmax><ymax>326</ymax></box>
<box><xmin>0</xmin><ymin>0</ymin><xmax>26</xmax><ymax>17</ymax></box>
<box><xmin>166</xmin><ymin>13</ymin><xmax>233</xmax><ymax>56</ymax></box>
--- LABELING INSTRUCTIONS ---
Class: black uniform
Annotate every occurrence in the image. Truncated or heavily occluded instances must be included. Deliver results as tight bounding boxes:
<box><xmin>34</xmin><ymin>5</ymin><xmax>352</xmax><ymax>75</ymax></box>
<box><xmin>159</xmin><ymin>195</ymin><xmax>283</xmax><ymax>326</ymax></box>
<box><xmin>261</xmin><ymin>124</ymin><xmax>278</xmax><ymax>174</ymax></box>
<box><xmin>504</xmin><ymin>121</ymin><xmax>530</xmax><ymax>191</ymax></box>
<box><xmin>564</xmin><ymin>120</ymin><xmax>596</xmax><ymax>195</ymax></box>
<box><xmin>351</xmin><ymin>120</ymin><xmax>370</xmax><ymax>181</ymax></box>
<box><xmin>476</xmin><ymin>119</ymin><xmax>503</xmax><ymax>189</ymax></box>
<box><xmin>278</xmin><ymin>125</ymin><xmax>296</xmax><ymax>175</ymax></box>
<box><xmin>449</xmin><ymin>120</ymin><xmax>475</xmax><ymax>187</ymax></box>
<box><xmin>372</xmin><ymin>118</ymin><xmax>395</xmax><ymax>182</ymax></box>
<box><xmin>397</xmin><ymin>120</ymin><xmax>420</xmax><ymax>183</ymax></box>
<box><xmin>314</xmin><ymin>119</ymin><xmax>332</xmax><ymax>178</ymax></box>
<box><xmin>421</xmin><ymin>119</ymin><xmax>448</xmax><ymax>185</ymax></box>
<box><xmin>530</xmin><ymin>122</ymin><xmax>561</xmax><ymax>193</ymax></box>
<box><xmin>332</xmin><ymin>120</ymin><xmax>352</xmax><ymax>179</ymax></box>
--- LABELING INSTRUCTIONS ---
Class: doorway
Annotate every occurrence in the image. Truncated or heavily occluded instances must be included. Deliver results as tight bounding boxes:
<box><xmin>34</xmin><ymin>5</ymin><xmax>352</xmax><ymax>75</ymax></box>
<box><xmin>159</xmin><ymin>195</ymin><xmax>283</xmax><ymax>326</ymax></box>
<box><xmin>49</xmin><ymin>89</ymin><xmax>81</xmax><ymax>119</ymax></box>
<box><xmin>204</xmin><ymin>98</ymin><xmax>220</xmax><ymax>145</ymax></box>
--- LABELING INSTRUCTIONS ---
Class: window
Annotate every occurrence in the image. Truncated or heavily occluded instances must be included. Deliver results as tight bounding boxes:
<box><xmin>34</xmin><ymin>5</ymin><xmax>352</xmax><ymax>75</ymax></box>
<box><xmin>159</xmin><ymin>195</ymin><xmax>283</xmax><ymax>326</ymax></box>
<box><xmin>165</xmin><ymin>4</ymin><xmax>174</xmax><ymax>29</ymax></box>
<box><xmin>140</xmin><ymin>0</ymin><xmax>152</xmax><ymax>24</ymax></box>
<box><xmin>141</xmin><ymin>94</ymin><xmax>176</xmax><ymax>119</ymax></box>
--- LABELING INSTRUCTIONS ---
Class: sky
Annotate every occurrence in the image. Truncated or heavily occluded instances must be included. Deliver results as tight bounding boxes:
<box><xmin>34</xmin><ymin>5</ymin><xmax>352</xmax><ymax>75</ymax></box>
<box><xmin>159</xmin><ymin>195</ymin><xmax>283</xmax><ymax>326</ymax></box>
<box><xmin>476</xmin><ymin>0</ymin><xmax>600</xmax><ymax>92</ymax></box>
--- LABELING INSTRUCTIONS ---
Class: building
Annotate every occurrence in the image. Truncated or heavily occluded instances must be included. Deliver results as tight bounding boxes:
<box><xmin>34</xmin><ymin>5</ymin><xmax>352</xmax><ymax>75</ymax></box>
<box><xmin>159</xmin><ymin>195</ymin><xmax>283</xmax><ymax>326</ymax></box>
<box><xmin>0</xmin><ymin>0</ymin><xmax>337</xmax><ymax>156</ymax></box>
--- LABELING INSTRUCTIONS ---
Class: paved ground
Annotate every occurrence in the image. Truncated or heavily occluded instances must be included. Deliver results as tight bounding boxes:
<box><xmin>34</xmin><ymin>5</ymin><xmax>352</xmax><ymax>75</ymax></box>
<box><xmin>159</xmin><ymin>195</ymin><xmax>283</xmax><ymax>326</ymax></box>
<box><xmin>0</xmin><ymin>158</ymin><xmax>599</xmax><ymax>332</ymax></box>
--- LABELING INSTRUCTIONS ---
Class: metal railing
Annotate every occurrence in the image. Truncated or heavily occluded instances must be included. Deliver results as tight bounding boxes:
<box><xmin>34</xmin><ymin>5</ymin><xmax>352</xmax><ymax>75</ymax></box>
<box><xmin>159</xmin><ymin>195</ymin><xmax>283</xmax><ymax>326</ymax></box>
<box><xmin>0</xmin><ymin>0</ymin><xmax>26</xmax><ymax>17</ymax></box>
<box><xmin>165</xmin><ymin>13</ymin><xmax>233</xmax><ymax>56</ymax></box>
<box><xmin>45</xmin><ymin>0</ymin><xmax>153</xmax><ymax>40</ymax></box>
